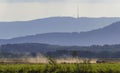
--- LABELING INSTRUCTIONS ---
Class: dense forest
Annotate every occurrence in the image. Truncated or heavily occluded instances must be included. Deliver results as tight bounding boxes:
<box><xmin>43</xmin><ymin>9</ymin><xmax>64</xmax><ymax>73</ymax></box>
<box><xmin>0</xmin><ymin>43</ymin><xmax>120</xmax><ymax>58</ymax></box>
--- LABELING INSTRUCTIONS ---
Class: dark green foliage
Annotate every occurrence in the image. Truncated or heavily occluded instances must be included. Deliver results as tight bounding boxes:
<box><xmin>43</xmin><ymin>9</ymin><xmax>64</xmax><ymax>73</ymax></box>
<box><xmin>72</xmin><ymin>50</ymin><xmax>78</xmax><ymax>58</ymax></box>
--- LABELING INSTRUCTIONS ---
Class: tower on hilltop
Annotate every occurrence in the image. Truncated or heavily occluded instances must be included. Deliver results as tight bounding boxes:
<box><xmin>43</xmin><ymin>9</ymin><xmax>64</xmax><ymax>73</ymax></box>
<box><xmin>77</xmin><ymin>4</ymin><xmax>79</xmax><ymax>19</ymax></box>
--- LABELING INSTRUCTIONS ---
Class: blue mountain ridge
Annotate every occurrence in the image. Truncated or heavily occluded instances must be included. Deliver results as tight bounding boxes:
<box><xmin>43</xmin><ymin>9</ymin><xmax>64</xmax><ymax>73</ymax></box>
<box><xmin>0</xmin><ymin>19</ymin><xmax>120</xmax><ymax>46</ymax></box>
<box><xmin>0</xmin><ymin>17</ymin><xmax>120</xmax><ymax>39</ymax></box>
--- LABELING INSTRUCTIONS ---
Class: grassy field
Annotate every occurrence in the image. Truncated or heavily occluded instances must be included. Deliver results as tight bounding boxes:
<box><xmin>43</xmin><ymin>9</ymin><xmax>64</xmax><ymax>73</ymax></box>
<box><xmin>0</xmin><ymin>63</ymin><xmax>119</xmax><ymax>73</ymax></box>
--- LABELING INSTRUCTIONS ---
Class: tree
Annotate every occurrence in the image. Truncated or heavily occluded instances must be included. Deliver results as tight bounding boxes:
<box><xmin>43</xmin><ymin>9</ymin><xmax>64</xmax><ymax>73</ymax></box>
<box><xmin>72</xmin><ymin>50</ymin><xmax>78</xmax><ymax>58</ymax></box>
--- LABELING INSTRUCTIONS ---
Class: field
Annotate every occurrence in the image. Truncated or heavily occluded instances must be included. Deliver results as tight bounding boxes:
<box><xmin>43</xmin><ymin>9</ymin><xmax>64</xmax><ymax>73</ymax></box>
<box><xmin>0</xmin><ymin>63</ymin><xmax>119</xmax><ymax>73</ymax></box>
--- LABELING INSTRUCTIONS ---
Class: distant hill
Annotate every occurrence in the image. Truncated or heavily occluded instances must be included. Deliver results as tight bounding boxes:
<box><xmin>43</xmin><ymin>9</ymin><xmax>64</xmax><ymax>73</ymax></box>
<box><xmin>1</xmin><ymin>21</ymin><xmax>120</xmax><ymax>46</ymax></box>
<box><xmin>0</xmin><ymin>17</ymin><xmax>120</xmax><ymax>39</ymax></box>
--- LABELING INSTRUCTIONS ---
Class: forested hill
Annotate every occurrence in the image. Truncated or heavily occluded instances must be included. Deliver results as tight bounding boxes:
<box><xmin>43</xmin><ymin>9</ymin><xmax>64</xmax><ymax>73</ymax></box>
<box><xmin>1</xmin><ymin>43</ymin><xmax>120</xmax><ymax>58</ymax></box>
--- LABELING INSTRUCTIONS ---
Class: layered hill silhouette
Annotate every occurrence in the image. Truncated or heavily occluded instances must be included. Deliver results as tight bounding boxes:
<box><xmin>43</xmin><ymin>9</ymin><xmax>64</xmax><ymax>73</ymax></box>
<box><xmin>0</xmin><ymin>21</ymin><xmax>120</xmax><ymax>46</ymax></box>
<box><xmin>0</xmin><ymin>17</ymin><xmax>120</xmax><ymax>39</ymax></box>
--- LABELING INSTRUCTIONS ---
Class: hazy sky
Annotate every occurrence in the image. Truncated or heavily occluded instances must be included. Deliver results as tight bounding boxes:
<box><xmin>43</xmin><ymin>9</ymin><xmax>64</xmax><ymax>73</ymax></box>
<box><xmin>0</xmin><ymin>0</ymin><xmax>120</xmax><ymax>21</ymax></box>
<box><xmin>0</xmin><ymin>0</ymin><xmax>120</xmax><ymax>3</ymax></box>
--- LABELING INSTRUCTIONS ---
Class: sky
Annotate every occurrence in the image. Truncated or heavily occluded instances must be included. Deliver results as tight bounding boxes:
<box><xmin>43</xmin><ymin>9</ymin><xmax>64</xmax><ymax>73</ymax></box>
<box><xmin>0</xmin><ymin>0</ymin><xmax>120</xmax><ymax>21</ymax></box>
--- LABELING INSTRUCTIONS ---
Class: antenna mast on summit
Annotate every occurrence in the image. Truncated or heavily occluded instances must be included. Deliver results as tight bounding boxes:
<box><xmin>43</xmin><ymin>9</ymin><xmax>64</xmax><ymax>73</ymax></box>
<box><xmin>77</xmin><ymin>0</ymin><xmax>79</xmax><ymax>19</ymax></box>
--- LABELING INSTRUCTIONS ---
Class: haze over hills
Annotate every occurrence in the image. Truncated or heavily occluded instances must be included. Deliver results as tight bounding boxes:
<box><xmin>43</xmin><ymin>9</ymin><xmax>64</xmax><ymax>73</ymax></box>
<box><xmin>0</xmin><ymin>17</ymin><xmax>120</xmax><ymax>39</ymax></box>
<box><xmin>1</xmin><ymin>21</ymin><xmax>120</xmax><ymax>46</ymax></box>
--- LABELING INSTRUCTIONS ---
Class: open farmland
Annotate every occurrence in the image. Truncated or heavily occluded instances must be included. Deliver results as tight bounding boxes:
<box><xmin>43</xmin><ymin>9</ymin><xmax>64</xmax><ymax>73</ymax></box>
<box><xmin>0</xmin><ymin>57</ymin><xmax>97</xmax><ymax>64</ymax></box>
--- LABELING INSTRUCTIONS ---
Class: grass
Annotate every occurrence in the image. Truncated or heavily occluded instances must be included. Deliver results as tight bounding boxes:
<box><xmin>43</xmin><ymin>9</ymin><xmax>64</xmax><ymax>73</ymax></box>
<box><xmin>0</xmin><ymin>63</ymin><xmax>119</xmax><ymax>73</ymax></box>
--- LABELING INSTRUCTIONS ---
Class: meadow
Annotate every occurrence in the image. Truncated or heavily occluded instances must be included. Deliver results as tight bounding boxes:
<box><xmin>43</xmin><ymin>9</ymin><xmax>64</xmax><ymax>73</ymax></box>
<box><xmin>0</xmin><ymin>63</ymin><xmax>119</xmax><ymax>73</ymax></box>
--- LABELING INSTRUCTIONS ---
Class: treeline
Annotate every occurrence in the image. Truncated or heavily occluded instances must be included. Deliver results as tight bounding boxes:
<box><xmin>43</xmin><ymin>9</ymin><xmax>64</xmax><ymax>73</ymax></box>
<box><xmin>47</xmin><ymin>50</ymin><xmax>120</xmax><ymax>58</ymax></box>
<box><xmin>0</xmin><ymin>43</ymin><xmax>120</xmax><ymax>58</ymax></box>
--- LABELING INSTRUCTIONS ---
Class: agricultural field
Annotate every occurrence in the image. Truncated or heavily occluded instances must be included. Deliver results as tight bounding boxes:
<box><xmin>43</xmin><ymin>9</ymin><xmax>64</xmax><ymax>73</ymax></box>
<box><xmin>0</xmin><ymin>63</ymin><xmax>119</xmax><ymax>73</ymax></box>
